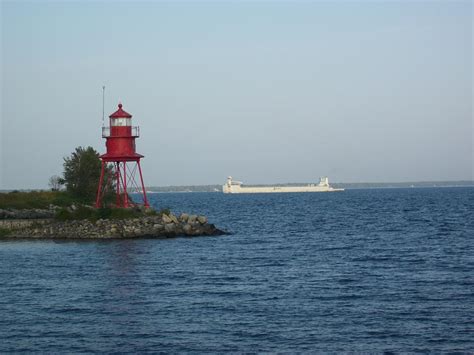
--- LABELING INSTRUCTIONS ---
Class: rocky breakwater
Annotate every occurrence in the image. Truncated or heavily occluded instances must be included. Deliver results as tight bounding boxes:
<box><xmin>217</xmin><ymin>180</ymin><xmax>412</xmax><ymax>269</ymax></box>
<box><xmin>1</xmin><ymin>210</ymin><xmax>227</xmax><ymax>239</ymax></box>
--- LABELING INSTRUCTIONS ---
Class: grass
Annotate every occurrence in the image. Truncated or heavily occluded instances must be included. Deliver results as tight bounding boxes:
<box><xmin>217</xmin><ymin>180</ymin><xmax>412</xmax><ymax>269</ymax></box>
<box><xmin>0</xmin><ymin>190</ymin><xmax>167</xmax><ymax>221</ymax></box>
<box><xmin>55</xmin><ymin>206</ymin><xmax>161</xmax><ymax>222</ymax></box>
<box><xmin>0</xmin><ymin>191</ymin><xmax>79</xmax><ymax>210</ymax></box>
<box><xmin>0</xmin><ymin>227</ymin><xmax>11</xmax><ymax>237</ymax></box>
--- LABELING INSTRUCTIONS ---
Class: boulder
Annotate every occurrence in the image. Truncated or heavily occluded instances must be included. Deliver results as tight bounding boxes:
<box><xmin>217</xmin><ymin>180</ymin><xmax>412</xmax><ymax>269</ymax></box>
<box><xmin>197</xmin><ymin>216</ymin><xmax>207</xmax><ymax>225</ymax></box>
<box><xmin>164</xmin><ymin>223</ymin><xmax>175</xmax><ymax>233</ymax></box>
<box><xmin>153</xmin><ymin>223</ymin><xmax>163</xmax><ymax>230</ymax></box>
<box><xmin>179</xmin><ymin>213</ymin><xmax>189</xmax><ymax>223</ymax></box>
<box><xmin>183</xmin><ymin>223</ymin><xmax>193</xmax><ymax>235</ymax></box>
<box><xmin>169</xmin><ymin>213</ymin><xmax>179</xmax><ymax>224</ymax></box>
<box><xmin>161</xmin><ymin>214</ymin><xmax>172</xmax><ymax>224</ymax></box>
<box><xmin>188</xmin><ymin>214</ymin><xmax>197</xmax><ymax>223</ymax></box>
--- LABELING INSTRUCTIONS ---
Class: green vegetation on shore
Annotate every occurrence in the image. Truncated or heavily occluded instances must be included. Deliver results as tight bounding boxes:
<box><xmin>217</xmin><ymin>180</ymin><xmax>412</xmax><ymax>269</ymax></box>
<box><xmin>2</xmin><ymin>146</ymin><xmax>112</xmax><ymax>204</ymax></box>
<box><xmin>55</xmin><ymin>205</ymin><xmax>160</xmax><ymax>222</ymax></box>
<box><xmin>0</xmin><ymin>227</ymin><xmax>11</xmax><ymax>237</ymax></box>
<box><xmin>62</xmin><ymin>146</ymin><xmax>114</xmax><ymax>202</ymax></box>
<box><xmin>0</xmin><ymin>189</ymin><xmax>171</xmax><ymax>222</ymax></box>
<box><xmin>0</xmin><ymin>146</ymin><xmax>116</xmax><ymax>211</ymax></box>
<box><xmin>0</xmin><ymin>190</ymin><xmax>78</xmax><ymax>210</ymax></box>
<box><xmin>0</xmin><ymin>145</ymin><xmax>157</xmax><ymax>221</ymax></box>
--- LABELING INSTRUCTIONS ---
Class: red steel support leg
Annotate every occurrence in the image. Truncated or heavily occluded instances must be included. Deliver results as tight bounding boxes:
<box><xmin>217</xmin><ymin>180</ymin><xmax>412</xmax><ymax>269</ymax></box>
<box><xmin>123</xmin><ymin>162</ymin><xmax>129</xmax><ymax>207</ymax></box>
<box><xmin>137</xmin><ymin>160</ymin><xmax>149</xmax><ymax>207</ymax></box>
<box><xmin>95</xmin><ymin>160</ymin><xmax>106</xmax><ymax>208</ymax></box>
<box><xmin>115</xmin><ymin>162</ymin><xmax>121</xmax><ymax>207</ymax></box>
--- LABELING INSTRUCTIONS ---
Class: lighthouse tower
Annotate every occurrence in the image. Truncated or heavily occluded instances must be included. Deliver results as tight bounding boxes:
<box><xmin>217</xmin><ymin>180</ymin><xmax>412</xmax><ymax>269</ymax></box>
<box><xmin>95</xmin><ymin>103</ymin><xmax>149</xmax><ymax>208</ymax></box>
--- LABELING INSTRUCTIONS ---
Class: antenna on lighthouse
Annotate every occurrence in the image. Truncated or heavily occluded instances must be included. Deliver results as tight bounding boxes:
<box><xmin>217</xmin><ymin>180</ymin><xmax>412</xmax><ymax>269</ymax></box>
<box><xmin>102</xmin><ymin>85</ymin><xmax>106</xmax><ymax>127</ymax></box>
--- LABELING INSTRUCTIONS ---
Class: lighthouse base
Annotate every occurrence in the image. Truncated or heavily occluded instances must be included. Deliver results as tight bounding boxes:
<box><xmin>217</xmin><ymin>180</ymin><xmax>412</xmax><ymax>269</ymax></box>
<box><xmin>95</xmin><ymin>159</ymin><xmax>149</xmax><ymax>208</ymax></box>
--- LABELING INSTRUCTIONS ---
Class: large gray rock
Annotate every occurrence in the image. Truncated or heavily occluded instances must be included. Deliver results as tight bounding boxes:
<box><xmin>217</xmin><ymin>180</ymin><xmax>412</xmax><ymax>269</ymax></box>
<box><xmin>153</xmin><ymin>223</ymin><xmax>163</xmax><ymax>231</ymax></box>
<box><xmin>197</xmin><ymin>216</ymin><xmax>207</xmax><ymax>225</ymax></box>
<box><xmin>169</xmin><ymin>213</ymin><xmax>179</xmax><ymax>224</ymax></box>
<box><xmin>183</xmin><ymin>223</ymin><xmax>193</xmax><ymax>235</ymax></box>
<box><xmin>161</xmin><ymin>214</ymin><xmax>172</xmax><ymax>224</ymax></box>
<box><xmin>164</xmin><ymin>223</ymin><xmax>176</xmax><ymax>233</ymax></box>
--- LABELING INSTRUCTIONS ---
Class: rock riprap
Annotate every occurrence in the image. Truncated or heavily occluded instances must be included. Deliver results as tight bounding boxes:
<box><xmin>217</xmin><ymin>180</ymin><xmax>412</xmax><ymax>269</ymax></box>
<box><xmin>1</xmin><ymin>211</ymin><xmax>227</xmax><ymax>239</ymax></box>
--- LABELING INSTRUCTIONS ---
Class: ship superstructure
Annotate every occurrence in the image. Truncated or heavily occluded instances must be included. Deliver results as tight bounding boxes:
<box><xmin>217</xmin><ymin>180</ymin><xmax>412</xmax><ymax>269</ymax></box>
<box><xmin>222</xmin><ymin>177</ymin><xmax>344</xmax><ymax>194</ymax></box>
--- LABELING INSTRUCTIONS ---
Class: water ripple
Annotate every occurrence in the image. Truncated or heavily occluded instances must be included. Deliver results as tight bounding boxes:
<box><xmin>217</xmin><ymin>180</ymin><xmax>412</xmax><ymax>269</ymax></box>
<box><xmin>1</xmin><ymin>187</ymin><xmax>473</xmax><ymax>352</ymax></box>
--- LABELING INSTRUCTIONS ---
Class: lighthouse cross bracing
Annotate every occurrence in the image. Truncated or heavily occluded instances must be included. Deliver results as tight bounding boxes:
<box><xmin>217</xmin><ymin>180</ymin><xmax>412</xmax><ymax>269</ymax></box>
<box><xmin>95</xmin><ymin>103</ymin><xmax>149</xmax><ymax>208</ymax></box>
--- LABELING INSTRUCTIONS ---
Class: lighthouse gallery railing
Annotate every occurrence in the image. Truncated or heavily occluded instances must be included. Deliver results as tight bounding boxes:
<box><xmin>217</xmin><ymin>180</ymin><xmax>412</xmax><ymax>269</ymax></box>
<box><xmin>102</xmin><ymin>126</ymin><xmax>140</xmax><ymax>138</ymax></box>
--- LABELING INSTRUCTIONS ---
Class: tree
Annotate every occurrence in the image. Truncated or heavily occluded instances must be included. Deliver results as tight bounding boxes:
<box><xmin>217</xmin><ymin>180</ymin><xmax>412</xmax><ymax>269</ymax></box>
<box><xmin>48</xmin><ymin>175</ymin><xmax>63</xmax><ymax>191</ymax></box>
<box><xmin>63</xmin><ymin>146</ymin><xmax>111</xmax><ymax>202</ymax></box>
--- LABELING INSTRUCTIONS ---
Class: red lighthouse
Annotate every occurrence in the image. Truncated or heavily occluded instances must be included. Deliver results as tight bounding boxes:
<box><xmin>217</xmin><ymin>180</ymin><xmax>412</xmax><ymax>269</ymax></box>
<box><xmin>95</xmin><ymin>103</ymin><xmax>149</xmax><ymax>208</ymax></box>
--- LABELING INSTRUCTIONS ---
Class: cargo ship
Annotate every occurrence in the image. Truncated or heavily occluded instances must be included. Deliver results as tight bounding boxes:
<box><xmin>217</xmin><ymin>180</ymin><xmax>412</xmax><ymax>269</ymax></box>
<box><xmin>222</xmin><ymin>176</ymin><xmax>344</xmax><ymax>194</ymax></box>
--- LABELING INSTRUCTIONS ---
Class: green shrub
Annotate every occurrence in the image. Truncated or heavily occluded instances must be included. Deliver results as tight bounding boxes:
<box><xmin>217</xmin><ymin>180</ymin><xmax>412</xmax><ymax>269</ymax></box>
<box><xmin>97</xmin><ymin>207</ymin><xmax>112</xmax><ymax>220</ymax></box>
<box><xmin>55</xmin><ymin>208</ymin><xmax>73</xmax><ymax>221</ymax></box>
<box><xmin>108</xmin><ymin>208</ymin><xmax>141</xmax><ymax>219</ymax></box>
<box><xmin>144</xmin><ymin>208</ymin><xmax>158</xmax><ymax>216</ymax></box>
<box><xmin>51</xmin><ymin>192</ymin><xmax>80</xmax><ymax>207</ymax></box>
<box><xmin>0</xmin><ymin>227</ymin><xmax>11</xmax><ymax>237</ymax></box>
<box><xmin>74</xmin><ymin>206</ymin><xmax>97</xmax><ymax>220</ymax></box>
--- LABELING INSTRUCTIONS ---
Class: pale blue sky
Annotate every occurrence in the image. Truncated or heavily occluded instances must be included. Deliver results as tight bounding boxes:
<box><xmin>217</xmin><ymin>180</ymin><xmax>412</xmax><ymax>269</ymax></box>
<box><xmin>1</xmin><ymin>0</ymin><xmax>472</xmax><ymax>188</ymax></box>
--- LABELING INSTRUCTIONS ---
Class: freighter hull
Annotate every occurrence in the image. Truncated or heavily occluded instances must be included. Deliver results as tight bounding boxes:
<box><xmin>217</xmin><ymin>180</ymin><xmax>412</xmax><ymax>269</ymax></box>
<box><xmin>222</xmin><ymin>177</ymin><xmax>344</xmax><ymax>194</ymax></box>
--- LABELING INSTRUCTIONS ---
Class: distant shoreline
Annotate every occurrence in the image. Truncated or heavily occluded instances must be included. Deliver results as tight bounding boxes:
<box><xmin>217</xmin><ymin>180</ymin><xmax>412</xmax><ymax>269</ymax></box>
<box><xmin>145</xmin><ymin>181</ymin><xmax>474</xmax><ymax>193</ymax></box>
<box><xmin>2</xmin><ymin>181</ymin><xmax>473</xmax><ymax>194</ymax></box>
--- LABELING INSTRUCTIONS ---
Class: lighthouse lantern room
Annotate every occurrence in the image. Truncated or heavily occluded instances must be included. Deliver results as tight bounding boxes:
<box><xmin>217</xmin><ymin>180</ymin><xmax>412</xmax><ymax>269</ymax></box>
<box><xmin>95</xmin><ymin>103</ymin><xmax>150</xmax><ymax>208</ymax></box>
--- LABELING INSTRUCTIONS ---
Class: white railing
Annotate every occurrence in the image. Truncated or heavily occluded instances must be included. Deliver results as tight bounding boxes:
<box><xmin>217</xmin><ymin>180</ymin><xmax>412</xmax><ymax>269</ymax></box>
<box><xmin>102</xmin><ymin>126</ymin><xmax>140</xmax><ymax>138</ymax></box>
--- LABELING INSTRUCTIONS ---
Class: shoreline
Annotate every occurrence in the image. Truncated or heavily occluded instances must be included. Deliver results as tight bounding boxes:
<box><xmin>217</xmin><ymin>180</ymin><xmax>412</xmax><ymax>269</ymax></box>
<box><xmin>0</xmin><ymin>233</ymin><xmax>226</xmax><ymax>241</ymax></box>
<box><xmin>0</xmin><ymin>210</ymin><xmax>228</xmax><ymax>240</ymax></box>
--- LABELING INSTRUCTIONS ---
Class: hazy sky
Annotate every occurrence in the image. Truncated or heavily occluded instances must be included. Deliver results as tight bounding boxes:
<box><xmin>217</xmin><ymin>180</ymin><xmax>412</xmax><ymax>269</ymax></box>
<box><xmin>1</xmin><ymin>0</ymin><xmax>472</xmax><ymax>189</ymax></box>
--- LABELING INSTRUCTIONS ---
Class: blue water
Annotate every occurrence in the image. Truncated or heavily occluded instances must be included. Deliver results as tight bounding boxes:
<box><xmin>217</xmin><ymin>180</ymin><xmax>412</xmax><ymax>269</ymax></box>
<box><xmin>1</xmin><ymin>188</ymin><xmax>473</xmax><ymax>352</ymax></box>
